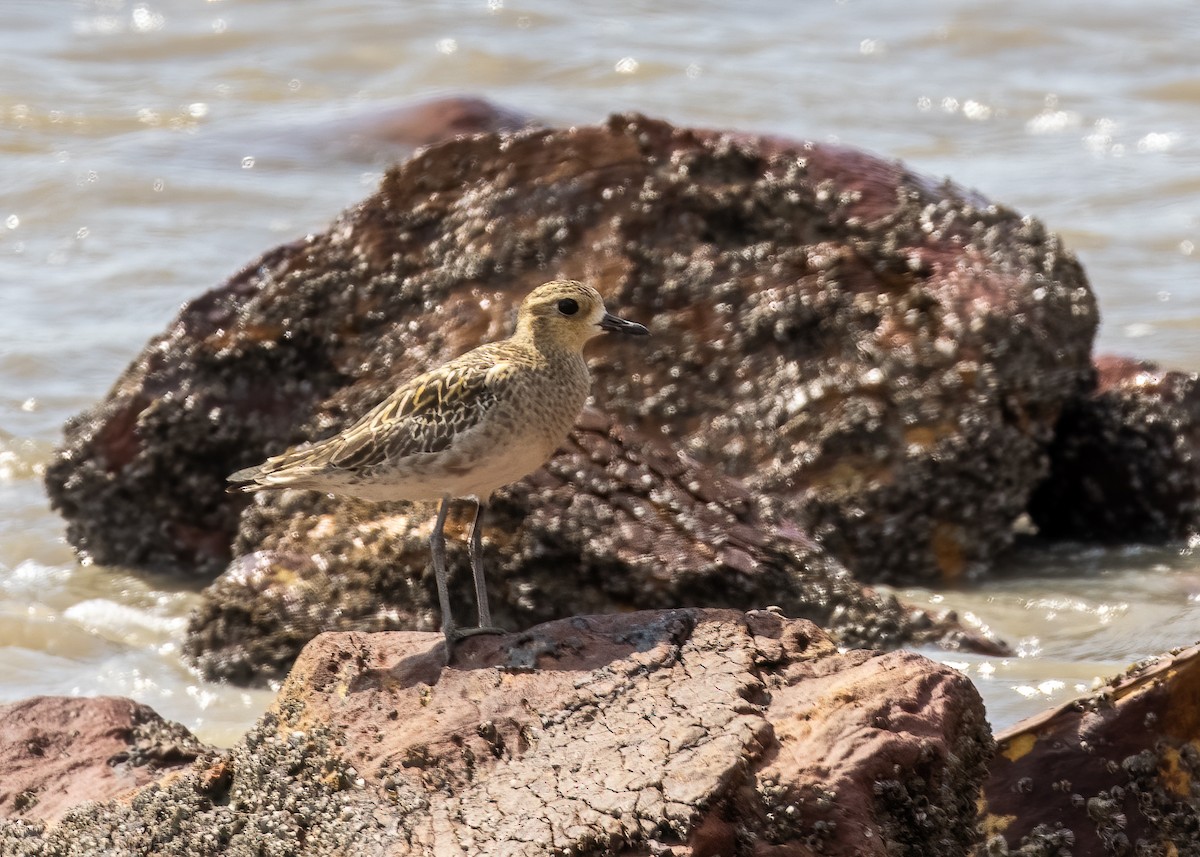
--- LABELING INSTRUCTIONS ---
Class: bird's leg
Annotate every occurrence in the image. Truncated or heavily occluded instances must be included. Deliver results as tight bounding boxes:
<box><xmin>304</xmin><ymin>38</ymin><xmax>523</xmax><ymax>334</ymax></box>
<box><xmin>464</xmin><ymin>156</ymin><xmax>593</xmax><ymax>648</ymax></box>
<box><xmin>470</xmin><ymin>498</ymin><xmax>494</xmax><ymax>628</ymax></box>
<box><xmin>459</xmin><ymin>496</ymin><xmax>506</xmax><ymax>639</ymax></box>
<box><xmin>430</xmin><ymin>495</ymin><xmax>456</xmax><ymax>651</ymax></box>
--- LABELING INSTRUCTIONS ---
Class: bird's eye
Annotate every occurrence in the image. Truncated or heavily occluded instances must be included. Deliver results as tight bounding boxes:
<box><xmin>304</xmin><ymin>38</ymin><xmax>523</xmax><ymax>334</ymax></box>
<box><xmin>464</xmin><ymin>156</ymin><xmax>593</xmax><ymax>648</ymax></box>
<box><xmin>557</xmin><ymin>298</ymin><xmax>580</xmax><ymax>316</ymax></box>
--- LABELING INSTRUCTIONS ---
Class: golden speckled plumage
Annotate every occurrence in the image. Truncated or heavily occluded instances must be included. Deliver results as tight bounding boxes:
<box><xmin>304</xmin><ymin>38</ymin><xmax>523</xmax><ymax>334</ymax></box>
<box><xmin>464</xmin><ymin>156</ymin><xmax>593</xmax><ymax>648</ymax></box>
<box><xmin>228</xmin><ymin>280</ymin><xmax>649</xmax><ymax>650</ymax></box>
<box><xmin>229</xmin><ymin>338</ymin><xmax>588</xmax><ymax>502</ymax></box>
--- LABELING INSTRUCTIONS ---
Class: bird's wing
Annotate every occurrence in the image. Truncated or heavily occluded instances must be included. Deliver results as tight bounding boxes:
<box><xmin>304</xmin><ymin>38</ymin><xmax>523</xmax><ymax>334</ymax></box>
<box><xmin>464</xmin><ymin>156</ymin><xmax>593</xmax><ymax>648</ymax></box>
<box><xmin>326</xmin><ymin>360</ymin><xmax>512</xmax><ymax>469</ymax></box>
<box><xmin>230</xmin><ymin>358</ymin><xmax>515</xmax><ymax>485</ymax></box>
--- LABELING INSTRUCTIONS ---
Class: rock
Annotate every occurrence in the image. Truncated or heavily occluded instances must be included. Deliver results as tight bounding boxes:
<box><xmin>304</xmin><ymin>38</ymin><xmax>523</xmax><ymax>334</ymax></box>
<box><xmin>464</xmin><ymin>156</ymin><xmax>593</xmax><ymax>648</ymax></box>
<box><xmin>320</xmin><ymin>95</ymin><xmax>534</xmax><ymax>161</ymax></box>
<box><xmin>1029</xmin><ymin>355</ymin><xmax>1200</xmax><ymax>541</ymax></box>
<box><xmin>0</xmin><ymin>696</ymin><xmax>207</xmax><ymax>824</ymax></box>
<box><xmin>0</xmin><ymin>609</ymin><xmax>994</xmax><ymax>855</ymax></box>
<box><xmin>978</xmin><ymin>642</ymin><xmax>1200</xmax><ymax>854</ymax></box>
<box><xmin>186</xmin><ymin>408</ymin><xmax>1005</xmax><ymax>685</ymax></box>
<box><xmin>44</xmin><ymin>113</ymin><xmax>1097</xmax><ymax>584</ymax></box>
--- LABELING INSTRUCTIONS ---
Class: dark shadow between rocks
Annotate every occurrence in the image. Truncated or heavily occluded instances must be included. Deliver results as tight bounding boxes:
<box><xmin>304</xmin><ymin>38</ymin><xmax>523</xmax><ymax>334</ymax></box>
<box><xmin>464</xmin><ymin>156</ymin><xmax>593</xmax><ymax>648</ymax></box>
<box><xmin>1030</xmin><ymin>354</ymin><xmax>1200</xmax><ymax>542</ymax></box>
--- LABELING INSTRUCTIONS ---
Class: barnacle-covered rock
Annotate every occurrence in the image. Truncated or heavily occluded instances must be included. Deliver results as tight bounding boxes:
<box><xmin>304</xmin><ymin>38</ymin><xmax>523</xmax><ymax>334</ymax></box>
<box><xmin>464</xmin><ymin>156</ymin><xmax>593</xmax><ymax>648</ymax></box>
<box><xmin>0</xmin><ymin>696</ymin><xmax>207</xmax><ymax>825</ymax></box>
<box><xmin>979</xmin><ymin>642</ymin><xmax>1200</xmax><ymax>854</ymax></box>
<box><xmin>45</xmin><ymin>113</ymin><xmax>1096</xmax><ymax>587</ymax></box>
<box><xmin>1029</xmin><ymin>355</ymin><xmax>1200</xmax><ymax>541</ymax></box>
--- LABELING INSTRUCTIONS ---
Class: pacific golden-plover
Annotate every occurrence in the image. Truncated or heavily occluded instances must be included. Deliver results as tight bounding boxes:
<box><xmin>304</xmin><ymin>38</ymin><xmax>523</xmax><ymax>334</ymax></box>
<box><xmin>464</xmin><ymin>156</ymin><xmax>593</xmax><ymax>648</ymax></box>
<box><xmin>228</xmin><ymin>280</ymin><xmax>649</xmax><ymax>653</ymax></box>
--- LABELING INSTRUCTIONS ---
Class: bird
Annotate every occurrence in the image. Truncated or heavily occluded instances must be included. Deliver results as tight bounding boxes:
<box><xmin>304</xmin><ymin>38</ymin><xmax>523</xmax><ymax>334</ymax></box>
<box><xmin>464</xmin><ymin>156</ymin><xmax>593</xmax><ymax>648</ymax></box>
<box><xmin>228</xmin><ymin>280</ymin><xmax>649</xmax><ymax>654</ymax></box>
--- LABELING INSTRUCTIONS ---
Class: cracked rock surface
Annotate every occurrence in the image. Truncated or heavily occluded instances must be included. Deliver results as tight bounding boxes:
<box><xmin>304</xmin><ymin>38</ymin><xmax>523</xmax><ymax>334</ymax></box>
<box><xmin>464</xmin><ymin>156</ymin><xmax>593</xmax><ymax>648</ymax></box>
<box><xmin>44</xmin><ymin>112</ymin><xmax>1096</xmax><ymax>586</ymax></box>
<box><xmin>0</xmin><ymin>609</ymin><xmax>993</xmax><ymax>856</ymax></box>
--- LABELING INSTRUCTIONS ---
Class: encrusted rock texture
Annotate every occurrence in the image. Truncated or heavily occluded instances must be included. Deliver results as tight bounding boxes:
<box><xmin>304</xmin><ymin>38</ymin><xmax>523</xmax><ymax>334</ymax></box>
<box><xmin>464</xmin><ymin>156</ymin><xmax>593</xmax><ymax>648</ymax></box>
<box><xmin>44</xmin><ymin>112</ymin><xmax>1097</xmax><ymax>587</ymax></box>
<box><xmin>0</xmin><ymin>609</ymin><xmax>994</xmax><ymax>856</ymax></box>
<box><xmin>0</xmin><ymin>696</ymin><xmax>207</xmax><ymax>824</ymax></box>
<box><xmin>1030</xmin><ymin>354</ymin><xmax>1200</xmax><ymax>541</ymax></box>
<box><xmin>187</xmin><ymin>407</ymin><xmax>1005</xmax><ymax>685</ymax></box>
<box><xmin>977</xmin><ymin>642</ymin><xmax>1200</xmax><ymax>855</ymax></box>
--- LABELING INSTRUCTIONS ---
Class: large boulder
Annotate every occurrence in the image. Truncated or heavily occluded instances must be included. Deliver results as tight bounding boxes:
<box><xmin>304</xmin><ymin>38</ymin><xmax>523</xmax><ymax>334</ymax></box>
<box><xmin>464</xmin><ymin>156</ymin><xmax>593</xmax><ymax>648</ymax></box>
<box><xmin>44</xmin><ymin>113</ymin><xmax>1096</xmax><ymax>586</ymax></box>
<box><xmin>0</xmin><ymin>610</ymin><xmax>994</xmax><ymax>856</ymax></box>
<box><xmin>1029</xmin><ymin>355</ymin><xmax>1200</xmax><ymax>542</ymax></box>
<box><xmin>0</xmin><ymin>696</ymin><xmax>206</xmax><ymax>824</ymax></box>
<box><xmin>978</xmin><ymin>642</ymin><xmax>1200</xmax><ymax>854</ymax></box>
<box><xmin>186</xmin><ymin>408</ymin><xmax>1004</xmax><ymax>686</ymax></box>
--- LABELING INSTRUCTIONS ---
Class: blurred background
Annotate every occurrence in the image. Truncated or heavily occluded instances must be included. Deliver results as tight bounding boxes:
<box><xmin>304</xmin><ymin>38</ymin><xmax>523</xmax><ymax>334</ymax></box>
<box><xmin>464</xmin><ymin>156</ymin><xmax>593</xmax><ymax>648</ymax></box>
<box><xmin>2</xmin><ymin>0</ymin><xmax>1198</xmax><ymax>745</ymax></box>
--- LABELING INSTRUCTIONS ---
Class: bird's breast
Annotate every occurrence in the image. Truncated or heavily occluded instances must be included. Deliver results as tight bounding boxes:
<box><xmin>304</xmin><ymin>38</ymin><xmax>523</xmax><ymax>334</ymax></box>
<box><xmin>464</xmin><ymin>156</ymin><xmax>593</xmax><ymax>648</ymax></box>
<box><xmin>454</xmin><ymin>357</ymin><xmax>590</xmax><ymax>491</ymax></box>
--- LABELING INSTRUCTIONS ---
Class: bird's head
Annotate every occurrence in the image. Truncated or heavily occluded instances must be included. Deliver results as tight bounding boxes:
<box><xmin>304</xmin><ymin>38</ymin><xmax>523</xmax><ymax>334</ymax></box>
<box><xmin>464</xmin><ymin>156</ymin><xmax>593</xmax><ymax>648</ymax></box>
<box><xmin>515</xmin><ymin>280</ymin><xmax>648</xmax><ymax>350</ymax></box>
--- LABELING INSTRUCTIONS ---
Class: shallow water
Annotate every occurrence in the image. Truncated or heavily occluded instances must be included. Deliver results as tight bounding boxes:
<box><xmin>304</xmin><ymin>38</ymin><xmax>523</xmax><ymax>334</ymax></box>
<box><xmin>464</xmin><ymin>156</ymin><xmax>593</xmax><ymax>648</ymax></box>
<box><xmin>903</xmin><ymin>538</ymin><xmax>1200</xmax><ymax>729</ymax></box>
<box><xmin>2</xmin><ymin>0</ymin><xmax>1199</xmax><ymax>745</ymax></box>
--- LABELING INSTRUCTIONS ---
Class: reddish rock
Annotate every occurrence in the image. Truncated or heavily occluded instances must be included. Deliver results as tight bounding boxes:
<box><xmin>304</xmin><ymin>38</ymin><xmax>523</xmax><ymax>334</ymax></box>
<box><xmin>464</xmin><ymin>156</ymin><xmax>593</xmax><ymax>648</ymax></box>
<box><xmin>0</xmin><ymin>696</ymin><xmax>206</xmax><ymax>824</ymax></box>
<box><xmin>186</xmin><ymin>407</ymin><xmax>1006</xmax><ymax>686</ymax></box>
<box><xmin>1029</xmin><ymin>355</ymin><xmax>1200</xmax><ymax>541</ymax></box>
<box><xmin>325</xmin><ymin>94</ymin><xmax>533</xmax><ymax>158</ymax></box>
<box><xmin>0</xmin><ymin>610</ymin><xmax>994</xmax><ymax>855</ymax></box>
<box><xmin>45</xmin><ymin>113</ymin><xmax>1096</xmax><ymax>587</ymax></box>
<box><xmin>267</xmin><ymin>610</ymin><xmax>991</xmax><ymax>855</ymax></box>
<box><xmin>979</xmin><ymin>642</ymin><xmax>1200</xmax><ymax>853</ymax></box>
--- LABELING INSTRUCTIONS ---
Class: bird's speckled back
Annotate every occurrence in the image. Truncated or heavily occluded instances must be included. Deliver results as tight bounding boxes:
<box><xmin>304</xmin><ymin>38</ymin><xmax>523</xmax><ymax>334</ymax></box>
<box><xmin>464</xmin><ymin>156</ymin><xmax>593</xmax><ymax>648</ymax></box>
<box><xmin>227</xmin><ymin>281</ymin><xmax>617</xmax><ymax>502</ymax></box>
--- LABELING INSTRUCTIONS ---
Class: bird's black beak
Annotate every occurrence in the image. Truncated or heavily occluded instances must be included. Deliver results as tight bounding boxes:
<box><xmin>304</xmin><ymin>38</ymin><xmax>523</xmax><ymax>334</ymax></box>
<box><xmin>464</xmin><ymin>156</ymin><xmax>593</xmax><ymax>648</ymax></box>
<box><xmin>598</xmin><ymin>312</ymin><xmax>649</xmax><ymax>336</ymax></box>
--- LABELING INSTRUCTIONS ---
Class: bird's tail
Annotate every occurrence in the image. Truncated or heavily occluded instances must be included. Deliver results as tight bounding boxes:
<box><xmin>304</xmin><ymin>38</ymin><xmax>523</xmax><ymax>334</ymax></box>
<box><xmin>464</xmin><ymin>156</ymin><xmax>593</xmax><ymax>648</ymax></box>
<box><xmin>226</xmin><ymin>463</ymin><xmax>270</xmax><ymax>494</ymax></box>
<box><xmin>226</xmin><ymin>442</ymin><xmax>327</xmax><ymax>494</ymax></box>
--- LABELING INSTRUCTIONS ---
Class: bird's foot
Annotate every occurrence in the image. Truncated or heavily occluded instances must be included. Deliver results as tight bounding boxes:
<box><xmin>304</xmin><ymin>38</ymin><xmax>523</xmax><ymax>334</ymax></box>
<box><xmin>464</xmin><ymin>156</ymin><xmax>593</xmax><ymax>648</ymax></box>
<box><xmin>442</xmin><ymin>625</ymin><xmax>508</xmax><ymax>662</ymax></box>
<box><xmin>450</xmin><ymin>625</ymin><xmax>508</xmax><ymax>640</ymax></box>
